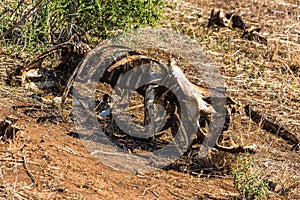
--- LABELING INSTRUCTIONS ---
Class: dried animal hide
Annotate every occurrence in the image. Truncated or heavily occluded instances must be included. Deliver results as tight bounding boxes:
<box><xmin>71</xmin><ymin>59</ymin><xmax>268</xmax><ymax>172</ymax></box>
<box><xmin>208</xmin><ymin>8</ymin><xmax>267</xmax><ymax>44</ymax></box>
<box><xmin>208</xmin><ymin>8</ymin><xmax>246</xmax><ymax>30</ymax></box>
<box><xmin>0</xmin><ymin>116</ymin><xmax>19</xmax><ymax>140</ymax></box>
<box><xmin>242</xmin><ymin>26</ymin><xmax>268</xmax><ymax>44</ymax></box>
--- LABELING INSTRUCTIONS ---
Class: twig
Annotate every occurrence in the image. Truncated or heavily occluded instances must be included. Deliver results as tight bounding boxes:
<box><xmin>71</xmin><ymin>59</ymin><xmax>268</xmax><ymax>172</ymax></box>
<box><xmin>61</xmin><ymin>59</ymin><xmax>83</xmax><ymax>108</ymax></box>
<box><xmin>151</xmin><ymin>190</ymin><xmax>159</xmax><ymax>197</ymax></box>
<box><xmin>54</xmin><ymin>145</ymin><xmax>83</xmax><ymax>157</ymax></box>
<box><xmin>0</xmin><ymin>0</ymin><xmax>24</xmax><ymax>17</ymax></box>
<box><xmin>0</xmin><ymin>168</ymin><xmax>28</xmax><ymax>200</ymax></box>
<box><xmin>23</xmin><ymin>41</ymin><xmax>71</xmax><ymax>71</ymax></box>
<box><xmin>19</xmin><ymin>142</ymin><xmax>26</xmax><ymax>151</ymax></box>
<box><xmin>91</xmin><ymin>150</ymin><xmax>128</xmax><ymax>157</ymax></box>
<box><xmin>22</xmin><ymin>153</ymin><xmax>36</xmax><ymax>185</ymax></box>
<box><xmin>142</xmin><ymin>184</ymin><xmax>158</xmax><ymax>196</ymax></box>
<box><xmin>0</xmin><ymin>158</ymin><xmax>59</xmax><ymax>169</ymax></box>
<box><xmin>244</xmin><ymin>104</ymin><xmax>299</xmax><ymax>150</ymax></box>
<box><xmin>0</xmin><ymin>0</ymin><xmax>48</xmax><ymax>40</ymax></box>
<box><xmin>126</xmin><ymin>104</ymin><xmax>144</xmax><ymax>111</ymax></box>
<box><xmin>166</xmin><ymin>186</ymin><xmax>188</xmax><ymax>199</ymax></box>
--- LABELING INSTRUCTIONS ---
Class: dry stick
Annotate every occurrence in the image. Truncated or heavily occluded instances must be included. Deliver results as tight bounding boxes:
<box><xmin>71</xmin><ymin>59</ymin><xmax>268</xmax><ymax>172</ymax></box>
<box><xmin>18</xmin><ymin>142</ymin><xmax>26</xmax><ymax>151</ymax></box>
<box><xmin>54</xmin><ymin>145</ymin><xmax>83</xmax><ymax>157</ymax></box>
<box><xmin>11</xmin><ymin>0</ymin><xmax>26</xmax><ymax>17</ymax></box>
<box><xmin>0</xmin><ymin>4</ymin><xmax>10</xmax><ymax>17</ymax></box>
<box><xmin>21</xmin><ymin>153</ymin><xmax>36</xmax><ymax>185</ymax></box>
<box><xmin>0</xmin><ymin>0</ymin><xmax>47</xmax><ymax>40</ymax></box>
<box><xmin>166</xmin><ymin>186</ymin><xmax>188</xmax><ymax>199</ymax></box>
<box><xmin>126</xmin><ymin>104</ymin><xmax>144</xmax><ymax>111</ymax></box>
<box><xmin>151</xmin><ymin>190</ymin><xmax>159</xmax><ymax>197</ymax></box>
<box><xmin>0</xmin><ymin>0</ymin><xmax>24</xmax><ymax>17</ymax></box>
<box><xmin>0</xmin><ymin>168</ymin><xmax>28</xmax><ymax>200</ymax></box>
<box><xmin>61</xmin><ymin>59</ymin><xmax>83</xmax><ymax>108</ymax></box>
<box><xmin>244</xmin><ymin>104</ymin><xmax>299</xmax><ymax>150</ymax></box>
<box><xmin>23</xmin><ymin>33</ymin><xmax>87</xmax><ymax>72</ymax></box>
<box><xmin>23</xmin><ymin>41</ymin><xmax>71</xmax><ymax>71</ymax></box>
<box><xmin>91</xmin><ymin>150</ymin><xmax>129</xmax><ymax>157</ymax></box>
<box><xmin>142</xmin><ymin>184</ymin><xmax>158</xmax><ymax>196</ymax></box>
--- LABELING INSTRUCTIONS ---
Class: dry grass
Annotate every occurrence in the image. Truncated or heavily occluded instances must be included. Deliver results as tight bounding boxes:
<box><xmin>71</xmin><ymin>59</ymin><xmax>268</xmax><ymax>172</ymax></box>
<box><xmin>162</xmin><ymin>0</ymin><xmax>299</xmax><ymax>198</ymax></box>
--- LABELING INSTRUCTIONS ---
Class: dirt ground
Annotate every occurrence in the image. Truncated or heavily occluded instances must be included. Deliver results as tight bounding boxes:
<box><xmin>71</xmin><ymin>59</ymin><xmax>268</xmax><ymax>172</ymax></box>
<box><xmin>0</xmin><ymin>86</ymin><xmax>241</xmax><ymax>199</ymax></box>
<box><xmin>0</xmin><ymin>0</ymin><xmax>300</xmax><ymax>199</ymax></box>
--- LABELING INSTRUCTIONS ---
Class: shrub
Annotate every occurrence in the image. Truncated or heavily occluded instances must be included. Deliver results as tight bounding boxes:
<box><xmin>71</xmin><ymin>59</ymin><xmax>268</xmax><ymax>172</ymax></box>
<box><xmin>0</xmin><ymin>0</ymin><xmax>164</xmax><ymax>53</ymax></box>
<box><xmin>233</xmin><ymin>155</ymin><xmax>270</xmax><ymax>200</ymax></box>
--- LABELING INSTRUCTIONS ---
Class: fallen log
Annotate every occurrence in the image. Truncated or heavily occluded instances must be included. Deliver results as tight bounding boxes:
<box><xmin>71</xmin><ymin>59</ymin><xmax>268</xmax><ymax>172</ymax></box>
<box><xmin>244</xmin><ymin>104</ymin><xmax>299</xmax><ymax>150</ymax></box>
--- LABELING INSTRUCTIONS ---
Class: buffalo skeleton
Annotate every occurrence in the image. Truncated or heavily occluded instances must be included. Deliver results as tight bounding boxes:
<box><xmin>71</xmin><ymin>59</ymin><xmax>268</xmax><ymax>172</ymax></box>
<box><xmin>10</xmin><ymin>41</ymin><xmax>299</xmax><ymax>153</ymax></box>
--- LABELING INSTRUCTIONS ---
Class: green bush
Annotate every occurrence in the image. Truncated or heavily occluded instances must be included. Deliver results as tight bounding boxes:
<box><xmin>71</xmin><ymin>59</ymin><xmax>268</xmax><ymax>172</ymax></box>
<box><xmin>233</xmin><ymin>155</ymin><xmax>270</xmax><ymax>200</ymax></box>
<box><xmin>0</xmin><ymin>0</ymin><xmax>163</xmax><ymax>53</ymax></box>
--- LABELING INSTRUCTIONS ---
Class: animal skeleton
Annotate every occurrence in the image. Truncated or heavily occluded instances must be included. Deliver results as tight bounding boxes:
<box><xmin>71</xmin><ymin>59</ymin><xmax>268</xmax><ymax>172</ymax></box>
<box><xmin>9</xmin><ymin>41</ymin><xmax>299</xmax><ymax>153</ymax></box>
